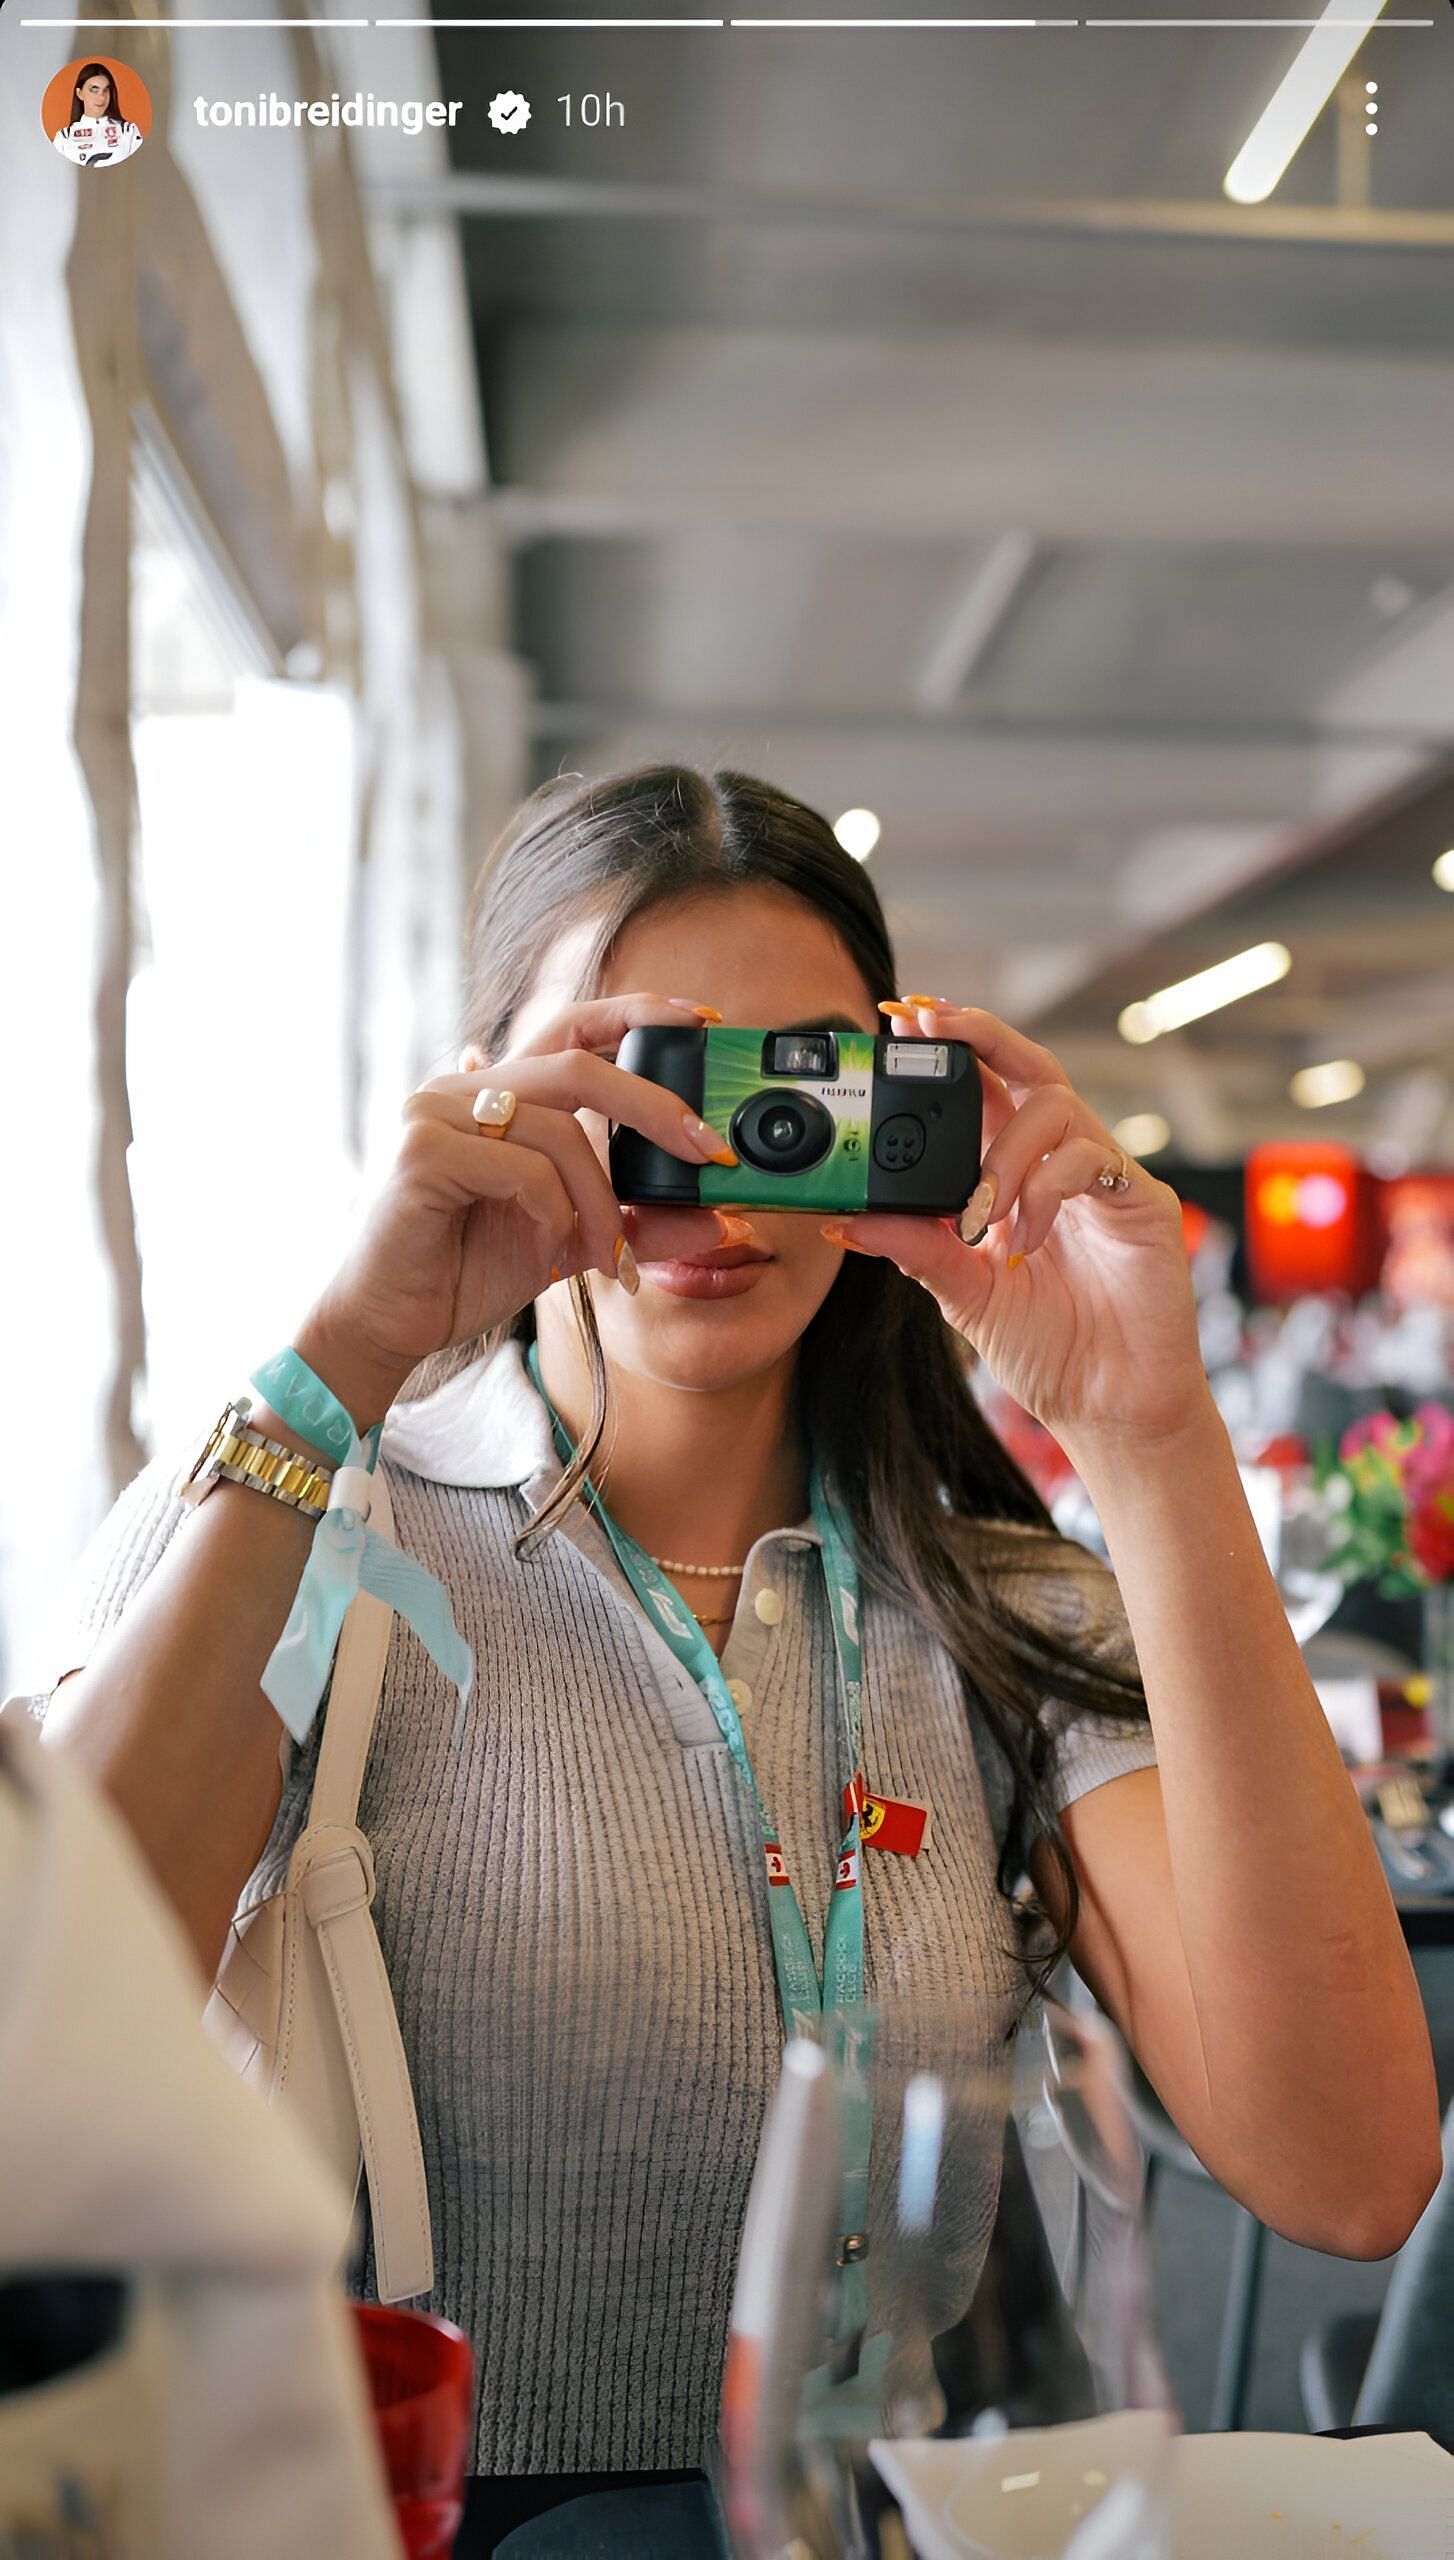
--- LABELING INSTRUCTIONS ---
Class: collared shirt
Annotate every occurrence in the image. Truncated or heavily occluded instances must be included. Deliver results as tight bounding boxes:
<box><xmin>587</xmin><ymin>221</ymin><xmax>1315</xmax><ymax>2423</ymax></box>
<box><xmin>41</xmin><ymin>1336</ymin><xmax>1158</xmax><ymax>2477</ymax></box>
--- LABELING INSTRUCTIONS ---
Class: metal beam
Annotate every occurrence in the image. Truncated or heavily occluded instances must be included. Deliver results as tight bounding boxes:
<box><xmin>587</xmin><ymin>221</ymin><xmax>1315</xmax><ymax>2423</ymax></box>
<box><xmin>487</xmin><ymin>481</ymin><xmax>1454</xmax><ymax>549</ymax></box>
<box><xmin>916</xmin><ymin>530</ymin><xmax>1040</xmax><ymax>711</ymax></box>
<box><xmin>367</xmin><ymin>168</ymin><xmax>1454</xmax><ymax>251</ymax></box>
<box><xmin>527</xmin><ymin>698</ymin><xmax>1454</xmax><ymax>751</ymax></box>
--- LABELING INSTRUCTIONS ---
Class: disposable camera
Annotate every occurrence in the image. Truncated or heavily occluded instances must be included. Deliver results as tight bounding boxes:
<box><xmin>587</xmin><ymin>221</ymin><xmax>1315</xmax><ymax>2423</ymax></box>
<box><xmin>610</xmin><ymin>1025</ymin><xmax>982</xmax><ymax>1216</ymax></box>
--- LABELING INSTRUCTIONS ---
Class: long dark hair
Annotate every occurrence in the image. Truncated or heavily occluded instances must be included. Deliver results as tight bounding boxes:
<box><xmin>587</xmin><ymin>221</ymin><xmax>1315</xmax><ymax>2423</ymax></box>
<box><xmin>416</xmin><ymin>764</ymin><xmax>1148</xmax><ymax>2001</ymax></box>
<box><xmin>70</xmin><ymin>62</ymin><xmax>121</xmax><ymax>122</ymax></box>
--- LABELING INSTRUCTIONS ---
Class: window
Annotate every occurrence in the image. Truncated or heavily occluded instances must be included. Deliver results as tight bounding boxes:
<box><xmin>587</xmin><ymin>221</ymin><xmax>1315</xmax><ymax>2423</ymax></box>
<box><xmin>129</xmin><ymin>450</ymin><xmax>361</xmax><ymax>1454</ymax></box>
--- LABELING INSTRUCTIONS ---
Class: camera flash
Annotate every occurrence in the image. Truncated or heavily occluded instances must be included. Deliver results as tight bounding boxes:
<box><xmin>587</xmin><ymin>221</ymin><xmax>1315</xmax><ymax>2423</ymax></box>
<box><xmin>884</xmin><ymin>1042</ymin><xmax>949</xmax><ymax>1078</ymax></box>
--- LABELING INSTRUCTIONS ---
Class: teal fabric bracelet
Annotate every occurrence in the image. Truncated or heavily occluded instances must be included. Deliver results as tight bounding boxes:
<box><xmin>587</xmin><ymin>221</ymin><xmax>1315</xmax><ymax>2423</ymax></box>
<box><xmin>247</xmin><ymin>1348</ymin><xmax>471</xmax><ymax>1746</ymax></box>
<box><xmin>249</xmin><ymin>1344</ymin><xmax>375</xmax><ymax>1470</ymax></box>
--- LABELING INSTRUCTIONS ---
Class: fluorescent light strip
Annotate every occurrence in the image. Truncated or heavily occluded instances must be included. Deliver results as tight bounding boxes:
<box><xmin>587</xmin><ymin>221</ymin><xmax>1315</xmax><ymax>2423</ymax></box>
<box><xmin>1224</xmin><ymin>0</ymin><xmax>1392</xmax><ymax>203</ymax></box>
<box><xmin>376</xmin><ymin>14</ymin><xmax>724</xmax><ymax>20</ymax></box>
<box><xmin>374</xmin><ymin>13</ymin><xmax>724</xmax><ymax>19</ymax></box>
<box><xmin>1094</xmin><ymin>15</ymin><xmax>1423</xmax><ymax>21</ymax></box>
<box><xmin>1090</xmin><ymin>14</ymin><xmax>1423</xmax><ymax>21</ymax></box>
<box><xmin>1290</xmin><ymin>1059</ymin><xmax>1365</xmax><ymax>1108</ymax></box>
<box><xmin>1118</xmin><ymin>941</ymin><xmax>1291</xmax><ymax>1045</ymax></box>
<box><xmin>729</xmin><ymin>14</ymin><xmax>1072</xmax><ymax>21</ymax></box>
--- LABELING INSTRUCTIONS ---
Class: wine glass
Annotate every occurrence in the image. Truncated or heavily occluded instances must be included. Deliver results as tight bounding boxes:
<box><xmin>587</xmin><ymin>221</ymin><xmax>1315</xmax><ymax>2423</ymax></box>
<box><xmin>720</xmin><ymin>2000</ymin><xmax>1177</xmax><ymax>2560</ymax></box>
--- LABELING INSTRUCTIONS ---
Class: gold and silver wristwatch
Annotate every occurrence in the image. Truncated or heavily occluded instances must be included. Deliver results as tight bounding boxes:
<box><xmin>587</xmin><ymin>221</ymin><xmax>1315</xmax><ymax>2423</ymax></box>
<box><xmin>177</xmin><ymin>1398</ymin><xmax>335</xmax><ymax>1519</ymax></box>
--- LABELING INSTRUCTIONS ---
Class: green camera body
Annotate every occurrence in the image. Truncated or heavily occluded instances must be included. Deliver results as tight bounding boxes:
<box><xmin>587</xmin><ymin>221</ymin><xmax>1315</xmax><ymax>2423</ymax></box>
<box><xmin>609</xmin><ymin>1025</ymin><xmax>982</xmax><ymax>1217</ymax></box>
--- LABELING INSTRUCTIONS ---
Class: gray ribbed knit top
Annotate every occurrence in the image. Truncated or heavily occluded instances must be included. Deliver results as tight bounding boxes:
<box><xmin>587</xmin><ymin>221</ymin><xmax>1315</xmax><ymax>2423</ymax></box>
<box><xmin>46</xmin><ymin>1340</ymin><xmax>1157</xmax><ymax>2477</ymax></box>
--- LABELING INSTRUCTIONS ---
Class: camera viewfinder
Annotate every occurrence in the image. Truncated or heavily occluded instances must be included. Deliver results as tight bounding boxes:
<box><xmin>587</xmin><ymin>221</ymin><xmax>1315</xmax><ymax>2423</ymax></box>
<box><xmin>764</xmin><ymin>1031</ymin><xmax>836</xmax><ymax>1078</ymax></box>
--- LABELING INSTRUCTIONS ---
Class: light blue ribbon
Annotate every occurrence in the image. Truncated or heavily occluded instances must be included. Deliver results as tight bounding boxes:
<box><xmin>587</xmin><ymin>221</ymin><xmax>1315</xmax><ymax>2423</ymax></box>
<box><xmin>249</xmin><ymin>1353</ymin><xmax>473</xmax><ymax>1746</ymax></box>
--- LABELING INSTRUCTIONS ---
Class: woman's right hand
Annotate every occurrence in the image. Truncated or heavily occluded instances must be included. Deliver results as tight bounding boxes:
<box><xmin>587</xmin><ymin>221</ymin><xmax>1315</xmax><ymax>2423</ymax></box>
<box><xmin>293</xmin><ymin>993</ymin><xmax>735</xmax><ymax>1422</ymax></box>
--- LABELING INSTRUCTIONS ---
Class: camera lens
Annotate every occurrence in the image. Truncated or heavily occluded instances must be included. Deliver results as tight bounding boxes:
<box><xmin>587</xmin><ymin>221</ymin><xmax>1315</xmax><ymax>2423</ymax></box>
<box><xmin>762</xmin><ymin>1105</ymin><xmax>804</xmax><ymax>1154</ymax></box>
<box><xmin>729</xmin><ymin>1086</ymin><xmax>835</xmax><ymax>1176</ymax></box>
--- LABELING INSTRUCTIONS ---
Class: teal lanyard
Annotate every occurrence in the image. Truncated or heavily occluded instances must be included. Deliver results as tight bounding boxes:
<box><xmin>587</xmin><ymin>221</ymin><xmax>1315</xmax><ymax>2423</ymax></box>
<box><xmin>527</xmin><ymin>1347</ymin><xmax>873</xmax><ymax>2319</ymax></box>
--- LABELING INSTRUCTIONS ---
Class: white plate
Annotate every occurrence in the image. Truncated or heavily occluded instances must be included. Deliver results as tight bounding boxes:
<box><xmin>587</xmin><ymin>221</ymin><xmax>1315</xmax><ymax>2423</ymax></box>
<box><xmin>1172</xmin><ymin>2430</ymin><xmax>1454</xmax><ymax>2560</ymax></box>
<box><xmin>869</xmin><ymin>2426</ymin><xmax>1454</xmax><ymax>2560</ymax></box>
<box><xmin>871</xmin><ymin>2413</ymin><xmax>1172</xmax><ymax>2560</ymax></box>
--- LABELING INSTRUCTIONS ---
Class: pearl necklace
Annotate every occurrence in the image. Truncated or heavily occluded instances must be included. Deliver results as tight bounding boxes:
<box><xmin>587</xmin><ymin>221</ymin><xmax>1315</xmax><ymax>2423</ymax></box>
<box><xmin>648</xmin><ymin>1555</ymin><xmax>747</xmax><ymax>1579</ymax></box>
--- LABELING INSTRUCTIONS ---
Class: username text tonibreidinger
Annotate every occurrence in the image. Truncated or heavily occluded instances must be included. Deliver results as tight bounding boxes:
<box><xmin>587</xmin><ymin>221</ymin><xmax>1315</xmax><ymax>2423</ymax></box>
<box><xmin>192</xmin><ymin>92</ymin><xmax>463</xmax><ymax>133</ymax></box>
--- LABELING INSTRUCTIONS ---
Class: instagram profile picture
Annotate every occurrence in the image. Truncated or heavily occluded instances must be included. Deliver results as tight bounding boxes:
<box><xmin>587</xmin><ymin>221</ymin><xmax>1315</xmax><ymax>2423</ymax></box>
<box><xmin>42</xmin><ymin>56</ymin><xmax>151</xmax><ymax>168</ymax></box>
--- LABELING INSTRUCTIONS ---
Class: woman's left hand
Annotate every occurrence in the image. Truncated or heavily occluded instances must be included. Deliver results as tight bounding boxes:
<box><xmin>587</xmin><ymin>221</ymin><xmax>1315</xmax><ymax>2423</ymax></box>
<box><xmin>824</xmin><ymin>1000</ymin><xmax>1208</xmax><ymax>1460</ymax></box>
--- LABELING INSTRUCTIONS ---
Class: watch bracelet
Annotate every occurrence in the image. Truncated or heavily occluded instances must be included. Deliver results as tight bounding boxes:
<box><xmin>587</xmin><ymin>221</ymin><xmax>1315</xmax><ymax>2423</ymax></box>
<box><xmin>209</xmin><ymin>1419</ymin><xmax>334</xmax><ymax>1519</ymax></box>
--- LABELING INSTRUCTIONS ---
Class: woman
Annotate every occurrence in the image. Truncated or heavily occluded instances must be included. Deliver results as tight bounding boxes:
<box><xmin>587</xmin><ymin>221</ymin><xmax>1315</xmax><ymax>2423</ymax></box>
<box><xmin>52</xmin><ymin>62</ymin><xmax>144</xmax><ymax>166</ymax></box>
<box><xmin>45</xmin><ymin>766</ymin><xmax>1439</xmax><ymax>2544</ymax></box>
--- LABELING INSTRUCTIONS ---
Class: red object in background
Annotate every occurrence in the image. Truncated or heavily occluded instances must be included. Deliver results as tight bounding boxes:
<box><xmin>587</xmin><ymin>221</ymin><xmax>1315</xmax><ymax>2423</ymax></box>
<box><xmin>1255</xmin><ymin>1434</ymin><xmax>1309</xmax><ymax>1471</ymax></box>
<box><xmin>1409</xmin><ymin>1491</ymin><xmax>1454</xmax><ymax>1582</ymax></box>
<box><xmin>1380</xmin><ymin>1175</ymin><xmax>1454</xmax><ymax>1312</ymax></box>
<box><xmin>354</xmin><ymin>2303</ymin><xmax>474</xmax><ymax>2558</ymax></box>
<box><xmin>1179</xmin><ymin>1199</ymin><xmax>1211</xmax><ymax>1260</ymax></box>
<box><xmin>1245</xmin><ymin>1142</ymin><xmax>1380</xmax><ymax>1303</ymax></box>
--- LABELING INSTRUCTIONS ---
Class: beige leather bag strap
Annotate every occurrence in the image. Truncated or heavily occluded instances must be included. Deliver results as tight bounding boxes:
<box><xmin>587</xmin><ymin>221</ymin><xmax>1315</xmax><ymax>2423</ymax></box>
<box><xmin>292</xmin><ymin>1467</ymin><xmax>434</xmax><ymax>2302</ymax></box>
<box><xmin>311</xmin><ymin>1466</ymin><xmax>397</xmax><ymax>1830</ymax></box>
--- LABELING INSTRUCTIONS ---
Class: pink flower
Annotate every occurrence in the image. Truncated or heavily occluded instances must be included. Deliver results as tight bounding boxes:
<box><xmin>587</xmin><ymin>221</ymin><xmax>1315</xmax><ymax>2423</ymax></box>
<box><xmin>1339</xmin><ymin>1410</ymin><xmax>1409</xmax><ymax>1465</ymax></box>
<box><xmin>1338</xmin><ymin>1405</ymin><xmax>1454</xmax><ymax>1505</ymax></box>
<box><xmin>1403</xmin><ymin>1405</ymin><xmax>1454</xmax><ymax>1502</ymax></box>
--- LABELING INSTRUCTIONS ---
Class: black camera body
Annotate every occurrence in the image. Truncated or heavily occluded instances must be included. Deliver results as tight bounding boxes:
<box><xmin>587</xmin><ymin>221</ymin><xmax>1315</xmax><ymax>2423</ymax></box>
<box><xmin>609</xmin><ymin>1024</ymin><xmax>981</xmax><ymax>1217</ymax></box>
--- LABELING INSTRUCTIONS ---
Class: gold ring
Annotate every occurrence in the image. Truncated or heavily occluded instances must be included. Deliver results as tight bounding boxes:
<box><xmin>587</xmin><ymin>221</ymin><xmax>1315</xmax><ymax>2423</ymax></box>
<box><xmin>1097</xmin><ymin>1152</ymin><xmax>1132</xmax><ymax>1194</ymax></box>
<box><xmin>472</xmin><ymin>1086</ymin><xmax>518</xmax><ymax>1138</ymax></box>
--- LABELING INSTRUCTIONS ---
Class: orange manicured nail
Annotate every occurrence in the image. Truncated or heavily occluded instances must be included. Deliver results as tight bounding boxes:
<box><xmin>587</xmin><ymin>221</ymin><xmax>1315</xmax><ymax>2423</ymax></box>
<box><xmin>821</xmin><ymin>1224</ymin><xmax>872</xmax><ymax>1255</ymax></box>
<box><xmin>614</xmin><ymin>1236</ymin><xmax>640</xmax><ymax>1294</ymax></box>
<box><xmin>959</xmin><ymin>1176</ymin><xmax>996</xmax><ymax>1243</ymax></box>
<box><xmin>877</xmin><ymin>998</ymin><xmax>915</xmax><ymax>1016</ymax></box>
<box><xmin>714</xmin><ymin>1213</ymin><xmax>756</xmax><ymax>1244</ymax></box>
<box><xmin>1007</xmin><ymin>1252</ymin><xmax>1027</xmax><ymax>1270</ymax></box>
<box><xmin>684</xmin><ymin>1114</ymin><xmax>735</xmax><ymax>1162</ymax></box>
<box><xmin>548</xmin><ymin>1265</ymin><xmax>562</xmax><ymax>1286</ymax></box>
<box><xmin>668</xmin><ymin>998</ymin><xmax>723</xmax><ymax>1022</ymax></box>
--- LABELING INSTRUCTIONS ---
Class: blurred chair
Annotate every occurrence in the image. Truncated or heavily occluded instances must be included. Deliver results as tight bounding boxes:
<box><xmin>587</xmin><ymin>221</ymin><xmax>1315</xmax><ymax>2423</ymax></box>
<box><xmin>1317</xmin><ymin>1581</ymin><xmax>1425</xmax><ymax>1677</ymax></box>
<box><xmin>1300</xmin><ymin>1628</ymin><xmax>1417</xmax><ymax>1686</ymax></box>
<box><xmin>1059</xmin><ymin>1962</ymin><xmax>1268</xmax><ymax>2432</ymax></box>
<box><xmin>1300</xmin><ymin>2100</ymin><xmax>1454</xmax><ymax>2452</ymax></box>
<box><xmin>1122</xmin><ymin>2054</ymin><xmax>1269</xmax><ymax>2434</ymax></box>
<box><xmin>1289</xmin><ymin>1377</ymin><xmax>1359</xmax><ymax>1450</ymax></box>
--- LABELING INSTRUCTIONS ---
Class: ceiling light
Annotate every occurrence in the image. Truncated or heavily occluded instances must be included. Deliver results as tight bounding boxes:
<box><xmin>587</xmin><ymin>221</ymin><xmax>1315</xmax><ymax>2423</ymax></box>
<box><xmin>1112</xmin><ymin>1112</ymin><xmax>1172</xmax><ymax>1158</ymax></box>
<box><xmin>1433</xmin><ymin>849</ymin><xmax>1454</xmax><ymax>892</ymax></box>
<box><xmin>1290</xmin><ymin>1058</ymin><xmax>1366</xmax><ymax>1109</ymax></box>
<box><xmin>1223</xmin><ymin>0</ymin><xmax>1391</xmax><ymax>206</ymax></box>
<box><xmin>1118</xmin><ymin>942</ymin><xmax>1291</xmax><ymax>1045</ymax></box>
<box><xmin>834</xmin><ymin>808</ymin><xmax>880</xmax><ymax>862</ymax></box>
